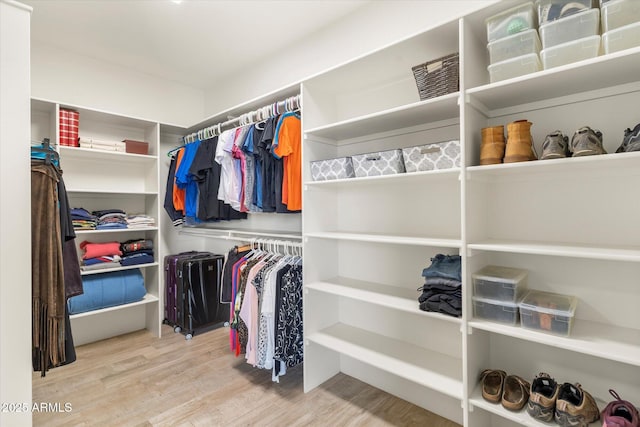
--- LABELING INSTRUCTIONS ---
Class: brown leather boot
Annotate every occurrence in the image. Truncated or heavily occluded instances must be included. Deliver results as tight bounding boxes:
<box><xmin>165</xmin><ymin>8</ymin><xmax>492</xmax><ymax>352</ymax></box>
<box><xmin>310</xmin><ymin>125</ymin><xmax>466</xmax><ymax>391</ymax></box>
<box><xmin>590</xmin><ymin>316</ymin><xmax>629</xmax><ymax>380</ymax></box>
<box><xmin>480</xmin><ymin>125</ymin><xmax>505</xmax><ymax>165</ymax></box>
<box><xmin>505</xmin><ymin>120</ymin><xmax>537</xmax><ymax>163</ymax></box>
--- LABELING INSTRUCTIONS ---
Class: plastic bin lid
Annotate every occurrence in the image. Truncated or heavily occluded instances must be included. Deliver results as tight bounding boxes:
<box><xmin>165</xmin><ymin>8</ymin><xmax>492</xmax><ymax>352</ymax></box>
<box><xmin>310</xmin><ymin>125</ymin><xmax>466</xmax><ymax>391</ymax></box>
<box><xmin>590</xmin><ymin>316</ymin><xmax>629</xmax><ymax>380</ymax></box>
<box><xmin>486</xmin><ymin>1</ymin><xmax>535</xmax><ymax>24</ymax></box>
<box><xmin>473</xmin><ymin>265</ymin><xmax>528</xmax><ymax>283</ymax></box>
<box><xmin>519</xmin><ymin>290</ymin><xmax>578</xmax><ymax>316</ymax></box>
<box><xmin>472</xmin><ymin>295</ymin><xmax>519</xmax><ymax>308</ymax></box>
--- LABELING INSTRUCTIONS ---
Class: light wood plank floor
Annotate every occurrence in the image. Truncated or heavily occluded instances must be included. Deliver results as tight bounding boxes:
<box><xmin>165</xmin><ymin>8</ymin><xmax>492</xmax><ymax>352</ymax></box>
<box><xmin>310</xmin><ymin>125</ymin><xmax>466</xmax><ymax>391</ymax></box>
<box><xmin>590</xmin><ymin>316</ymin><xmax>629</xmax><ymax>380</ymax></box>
<box><xmin>33</xmin><ymin>325</ymin><xmax>461</xmax><ymax>426</ymax></box>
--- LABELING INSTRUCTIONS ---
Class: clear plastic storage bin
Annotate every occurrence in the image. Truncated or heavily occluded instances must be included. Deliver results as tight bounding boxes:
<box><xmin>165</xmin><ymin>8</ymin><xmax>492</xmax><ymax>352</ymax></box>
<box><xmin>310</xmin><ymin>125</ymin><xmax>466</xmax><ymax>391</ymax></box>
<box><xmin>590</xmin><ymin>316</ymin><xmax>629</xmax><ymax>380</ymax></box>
<box><xmin>519</xmin><ymin>290</ymin><xmax>578</xmax><ymax>336</ymax></box>
<box><xmin>539</xmin><ymin>8</ymin><xmax>600</xmax><ymax>48</ymax></box>
<box><xmin>603</xmin><ymin>22</ymin><xmax>640</xmax><ymax>54</ymax></box>
<box><xmin>536</xmin><ymin>0</ymin><xmax>594</xmax><ymax>26</ymax></box>
<box><xmin>486</xmin><ymin>2</ymin><xmax>536</xmax><ymax>43</ymax></box>
<box><xmin>473</xmin><ymin>297</ymin><xmax>519</xmax><ymax>325</ymax></box>
<box><xmin>541</xmin><ymin>35</ymin><xmax>601</xmax><ymax>69</ymax></box>
<box><xmin>488</xmin><ymin>53</ymin><xmax>542</xmax><ymax>83</ymax></box>
<box><xmin>488</xmin><ymin>29</ymin><xmax>542</xmax><ymax>64</ymax></box>
<box><xmin>473</xmin><ymin>265</ymin><xmax>528</xmax><ymax>302</ymax></box>
<box><xmin>602</xmin><ymin>0</ymin><xmax>640</xmax><ymax>32</ymax></box>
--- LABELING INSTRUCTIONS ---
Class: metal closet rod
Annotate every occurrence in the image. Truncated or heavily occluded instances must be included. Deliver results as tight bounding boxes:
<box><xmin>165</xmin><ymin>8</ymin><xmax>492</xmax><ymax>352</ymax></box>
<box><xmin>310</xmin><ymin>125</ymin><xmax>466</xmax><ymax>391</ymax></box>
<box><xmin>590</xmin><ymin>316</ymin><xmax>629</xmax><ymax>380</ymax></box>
<box><xmin>183</xmin><ymin>93</ymin><xmax>301</xmax><ymax>144</ymax></box>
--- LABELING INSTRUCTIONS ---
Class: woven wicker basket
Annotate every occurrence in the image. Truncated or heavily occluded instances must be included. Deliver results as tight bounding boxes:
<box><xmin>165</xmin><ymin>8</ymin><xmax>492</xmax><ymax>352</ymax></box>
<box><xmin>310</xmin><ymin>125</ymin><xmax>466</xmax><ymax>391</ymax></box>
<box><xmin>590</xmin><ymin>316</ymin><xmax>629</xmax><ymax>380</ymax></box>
<box><xmin>412</xmin><ymin>52</ymin><xmax>460</xmax><ymax>101</ymax></box>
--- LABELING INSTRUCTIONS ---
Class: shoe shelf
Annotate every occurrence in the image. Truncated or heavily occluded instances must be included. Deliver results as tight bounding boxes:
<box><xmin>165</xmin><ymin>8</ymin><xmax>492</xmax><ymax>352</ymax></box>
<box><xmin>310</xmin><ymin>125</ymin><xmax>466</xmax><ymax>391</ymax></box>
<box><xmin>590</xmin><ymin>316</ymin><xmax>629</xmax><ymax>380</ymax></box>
<box><xmin>304</xmin><ymin>92</ymin><xmax>460</xmax><ymax>142</ymax></box>
<box><xmin>468</xmin><ymin>318</ymin><xmax>640</xmax><ymax>368</ymax></box>
<box><xmin>466</xmin><ymin>151</ymin><xmax>640</xmax><ymax>182</ymax></box>
<box><xmin>466</xmin><ymin>46</ymin><xmax>640</xmax><ymax>112</ymax></box>
<box><xmin>307</xmin><ymin>322</ymin><xmax>463</xmax><ymax>400</ymax></box>
<box><xmin>304</xmin><ymin>231</ymin><xmax>462</xmax><ymax>248</ymax></box>
<box><xmin>306</xmin><ymin>277</ymin><xmax>461</xmax><ymax>325</ymax></box>
<box><xmin>467</xmin><ymin>239</ymin><xmax>640</xmax><ymax>263</ymax></box>
<box><xmin>468</xmin><ymin>384</ymin><xmax>605</xmax><ymax>427</ymax></box>
<box><xmin>80</xmin><ymin>262</ymin><xmax>159</xmax><ymax>276</ymax></box>
<box><xmin>304</xmin><ymin>168</ymin><xmax>460</xmax><ymax>189</ymax></box>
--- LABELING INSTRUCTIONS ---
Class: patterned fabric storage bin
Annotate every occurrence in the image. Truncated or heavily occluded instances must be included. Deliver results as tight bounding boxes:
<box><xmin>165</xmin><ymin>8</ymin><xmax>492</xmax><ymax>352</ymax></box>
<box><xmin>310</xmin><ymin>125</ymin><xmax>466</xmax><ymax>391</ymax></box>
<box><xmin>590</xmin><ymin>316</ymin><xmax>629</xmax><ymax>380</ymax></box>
<box><xmin>310</xmin><ymin>157</ymin><xmax>355</xmax><ymax>181</ymax></box>
<box><xmin>352</xmin><ymin>149</ymin><xmax>406</xmax><ymax>178</ymax></box>
<box><xmin>402</xmin><ymin>140</ymin><xmax>461</xmax><ymax>173</ymax></box>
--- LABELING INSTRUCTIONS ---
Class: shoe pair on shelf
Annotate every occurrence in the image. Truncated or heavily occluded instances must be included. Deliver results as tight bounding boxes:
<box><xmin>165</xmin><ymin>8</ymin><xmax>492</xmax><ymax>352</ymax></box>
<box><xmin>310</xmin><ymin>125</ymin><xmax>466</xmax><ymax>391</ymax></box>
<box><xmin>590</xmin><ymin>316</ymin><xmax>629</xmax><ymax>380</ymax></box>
<box><xmin>480</xmin><ymin>369</ymin><xmax>530</xmax><ymax>411</ymax></box>
<box><xmin>480</xmin><ymin>120</ymin><xmax>537</xmax><ymax>165</ymax></box>
<box><xmin>602</xmin><ymin>389</ymin><xmax>640</xmax><ymax>427</ymax></box>
<box><xmin>540</xmin><ymin>127</ymin><xmax>606</xmax><ymax>160</ymax></box>
<box><xmin>527</xmin><ymin>372</ymin><xmax>600</xmax><ymax>426</ymax></box>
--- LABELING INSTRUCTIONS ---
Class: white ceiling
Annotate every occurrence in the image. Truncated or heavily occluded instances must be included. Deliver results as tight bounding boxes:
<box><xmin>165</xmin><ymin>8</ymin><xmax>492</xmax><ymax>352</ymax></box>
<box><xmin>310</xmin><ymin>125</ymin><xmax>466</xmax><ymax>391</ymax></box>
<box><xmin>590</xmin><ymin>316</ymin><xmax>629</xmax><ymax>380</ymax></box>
<box><xmin>22</xmin><ymin>0</ymin><xmax>369</xmax><ymax>90</ymax></box>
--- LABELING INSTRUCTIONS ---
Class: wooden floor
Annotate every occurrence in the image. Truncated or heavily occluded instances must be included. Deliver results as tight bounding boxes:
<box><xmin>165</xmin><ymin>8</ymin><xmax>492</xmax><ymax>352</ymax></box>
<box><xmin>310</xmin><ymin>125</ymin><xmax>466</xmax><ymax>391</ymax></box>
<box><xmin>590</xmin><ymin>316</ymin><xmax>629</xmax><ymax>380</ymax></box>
<box><xmin>32</xmin><ymin>325</ymin><xmax>461</xmax><ymax>427</ymax></box>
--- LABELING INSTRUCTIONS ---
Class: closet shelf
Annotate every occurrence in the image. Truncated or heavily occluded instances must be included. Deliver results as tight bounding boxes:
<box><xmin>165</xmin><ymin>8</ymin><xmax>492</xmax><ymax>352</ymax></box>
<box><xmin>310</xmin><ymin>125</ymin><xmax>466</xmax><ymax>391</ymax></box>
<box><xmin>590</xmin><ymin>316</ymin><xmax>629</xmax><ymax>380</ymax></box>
<box><xmin>66</xmin><ymin>189</ymin><xmax>158</xmax><ymax>196</ymax></box>
<box><xmin>59</xmin><ymin>146</ymin><xmax>156</xmax><ymax>163</ymax></box>
<box><xmin>306</xmin><ymin>278</ymin><xmax>461</xmax><ymax>325</ymax></box>
<box><xmin>467</xmin><ymin>46</ymin><xmax>640</xmax><ymax>112</ymax></box>
<box><xmin>304</xmin><ymin>93</ymin><xmax>459</xmax><ymax>141</ymax></box>
<box><xmin>180</xmin><ymin>227</ymin><xmax>302</xmax><ymax>241</ymax></box>
<box><xmin>74</xmin><ymin>227</ymin><xmax>158</xmax><ymax>234</ymax></box>
<box><xmin>305</xmin><ymin>168</ymin><xmax>460</xmax><ymax>189</ymax></box>
<box><xmin>69</xmin><ymin>294</ymin><xmax>159</xmax><ymax>319</ymax></box>
<box><xmin>466</xmin><ymin>152</ymin><xmax>640</xmax><ymax>181</ymax></box>
<box><xmin>80</xmin><ymin>262</ymin><xmax>159</xmax><ymax>276</ymax></box>
<box><xmin>467</xmin><ymin>239</ymin><xmax>640</xmax><ymax>262</ymax></box>
<box><xmin>469</xmin><ymin>318</ymin><xmax>640</xmax><ymax>368</ymax></box>
<box><xmin>305</xmin><ymin>231</ymin><xmax>461</xmax><ymax>248</ymax></box>
<box><xmin>307</xmin><ymin>323</ymin><xmax>463</xmax><ymax>399</ymax></box>
<box><xmin>469</xmin><ymin>385</ymin><xmax>605</xmax><ymax>427</ymax></box>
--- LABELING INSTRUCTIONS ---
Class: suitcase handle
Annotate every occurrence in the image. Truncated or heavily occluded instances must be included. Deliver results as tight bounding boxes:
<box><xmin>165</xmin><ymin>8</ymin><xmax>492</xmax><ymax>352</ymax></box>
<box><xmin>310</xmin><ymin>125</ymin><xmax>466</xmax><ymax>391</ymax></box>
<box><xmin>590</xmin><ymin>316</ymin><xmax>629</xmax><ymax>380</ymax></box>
<box><xmin>365</xmin><ymin>155</ymin><xmax>381</xmax><ymax>161</ymax></box>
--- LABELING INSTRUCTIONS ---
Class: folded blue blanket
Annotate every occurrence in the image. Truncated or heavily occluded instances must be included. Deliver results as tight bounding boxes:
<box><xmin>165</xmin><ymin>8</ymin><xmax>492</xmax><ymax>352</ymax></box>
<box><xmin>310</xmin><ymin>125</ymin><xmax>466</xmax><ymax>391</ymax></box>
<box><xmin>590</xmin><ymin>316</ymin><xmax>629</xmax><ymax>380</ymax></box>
<box><xmin>68</xmin><ymin>269</ymin><xmax>146</xmax><ymax>314</ymax></box>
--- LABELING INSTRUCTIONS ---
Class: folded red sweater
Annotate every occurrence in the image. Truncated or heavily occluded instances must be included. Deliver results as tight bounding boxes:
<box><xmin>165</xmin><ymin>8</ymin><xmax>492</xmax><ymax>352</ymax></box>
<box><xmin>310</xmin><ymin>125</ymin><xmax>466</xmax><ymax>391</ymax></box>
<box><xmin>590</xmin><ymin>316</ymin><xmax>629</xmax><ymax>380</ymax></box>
<box><xmin>79</xmin><ymin>241</ymin><xmax>123</xmax><ymax>260</ymax></box>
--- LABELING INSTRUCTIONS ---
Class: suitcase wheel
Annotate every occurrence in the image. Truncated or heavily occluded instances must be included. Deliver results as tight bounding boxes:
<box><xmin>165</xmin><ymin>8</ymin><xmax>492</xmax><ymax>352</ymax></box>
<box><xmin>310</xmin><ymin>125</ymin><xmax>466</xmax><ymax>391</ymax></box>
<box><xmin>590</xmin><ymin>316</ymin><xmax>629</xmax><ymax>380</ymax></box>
<box><xmin>174</xmin><ymin>326</ymin><xmax>181</xmax><ymax>333</ymax></box>
<box><xmin>185</xmin><ymin>333</ymin><xmax>193</xmax><ymax>340</ymax></box>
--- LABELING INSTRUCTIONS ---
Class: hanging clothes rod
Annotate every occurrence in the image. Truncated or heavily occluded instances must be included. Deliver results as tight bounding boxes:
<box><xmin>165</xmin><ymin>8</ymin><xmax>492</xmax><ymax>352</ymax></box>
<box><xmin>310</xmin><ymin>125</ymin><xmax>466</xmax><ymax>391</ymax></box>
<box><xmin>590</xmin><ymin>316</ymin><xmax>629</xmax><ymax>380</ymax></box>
<box><xmin>179</xmin><ymin>227</ymin><xmax>303</xmax><ymax>245</ymax></box>
<box><xmin>182</xmin><ymin>93</ymin><xmax>301</xmax><ymax>144</ymax></box>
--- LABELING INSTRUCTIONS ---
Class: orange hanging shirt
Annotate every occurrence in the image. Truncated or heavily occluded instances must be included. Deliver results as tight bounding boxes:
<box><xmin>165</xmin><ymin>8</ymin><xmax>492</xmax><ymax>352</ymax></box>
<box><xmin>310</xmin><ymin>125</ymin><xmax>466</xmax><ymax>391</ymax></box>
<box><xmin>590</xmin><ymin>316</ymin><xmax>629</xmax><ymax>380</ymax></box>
<box><xmin>273</xmin><ymin>115</ymin><xmax>302</xmax><ymax>211</ymax></box>
<box><xmin>172</xmin><ymin>147</ymin><xmax>186</xmax><ymax>213</ymax></box>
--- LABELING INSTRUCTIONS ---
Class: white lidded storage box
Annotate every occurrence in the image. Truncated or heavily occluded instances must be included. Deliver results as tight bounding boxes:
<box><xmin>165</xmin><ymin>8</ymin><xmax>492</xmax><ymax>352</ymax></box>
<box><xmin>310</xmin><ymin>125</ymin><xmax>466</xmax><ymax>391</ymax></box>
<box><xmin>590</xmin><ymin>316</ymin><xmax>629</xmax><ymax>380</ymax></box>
<box><xmin>541</xmin><ymin>35</ymin><xmax>601</xmax><ymax>69</ymax></box>
<box><xmin>401</xmin><ymin>140</ymin><xmax>460</xmax><ymax>173</ymax></box>
<box><xmin>535</xmin><ymin>0</ymin><xmax>594</xmax><ymax>26</ymax></box>
<box><xmin>603</xmin><ymin>21</ymin><xmax>640</xmax><ymax>54</ymax></box>
<box><xmin>473</xmin><ymin>265</ymin><xmax>528</xmax><ymax>303</ymax></box>
<box><xmin>539</xmin><ymin>8</ymin><xmax>600</xmax><ymax>48</ymax></box>
<box><xmin>601</xmin><ymin>0</ymin><xmax>640</xmax><ymax>32</ymax></box>
<box><xmin>352</xmin><ymin>149</ymin><xmax>405</xmax><ymax>178</ymax></box>
<box><xmin>486</xmin><ymin>2</ymin><xmax>537</xmax><ymax>43</ymax></box>
<box><xmin>519</xmin><ymin>290</ymin><xmax>578</xmax><ymax>336</ymax></box>
<box><xmin>488</xmin><ymin>53</ymin><xmax>542</xmax><ymax>83</ymax></box>
<box><xmin>488</xmin><ymin>29</ymin><xmax>541</xmax><ymax>64</ymax></box>
<box><xmin>473</xmin><ymin>296</ymin><xmax>519</xmax><ymax>325</ymax></box>
<box><xmin>310</xmin><ymin>157</ymin><xmax>355</xmax><ymax>181</ymax></box>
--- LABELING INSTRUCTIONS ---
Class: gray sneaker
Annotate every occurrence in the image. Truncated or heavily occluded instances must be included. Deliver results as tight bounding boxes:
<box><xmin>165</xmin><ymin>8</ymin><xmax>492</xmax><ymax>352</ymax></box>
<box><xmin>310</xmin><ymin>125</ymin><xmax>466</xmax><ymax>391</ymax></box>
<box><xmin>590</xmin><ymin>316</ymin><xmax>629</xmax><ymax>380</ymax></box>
<box><xmin>541</xmin><ymin>131</ymin><xmax>569</xmax><ymax>160</ymax></box>
<box><xmin>615</xmin><ymin>123</ymin><xmax>640</xmax><ymax>153</ymax></box>
<box><xmin>570</xmin><ymin>126</ymin><xmax>606</xmax><ymax>157</ymax></box>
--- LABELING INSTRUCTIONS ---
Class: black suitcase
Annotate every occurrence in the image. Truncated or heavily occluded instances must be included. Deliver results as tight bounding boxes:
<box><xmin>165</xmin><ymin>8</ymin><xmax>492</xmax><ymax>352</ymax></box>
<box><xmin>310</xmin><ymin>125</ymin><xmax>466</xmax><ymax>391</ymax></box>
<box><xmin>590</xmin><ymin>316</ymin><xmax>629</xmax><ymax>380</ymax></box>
<box><xmin>163</xmin><ymin>251</ymin><xmax>208</xmax><ymax>332</ymax></box>
<box><xmin>176</xmin><ymin>253</ymin><xmax>228</xmax><ymax>339</ymax></box>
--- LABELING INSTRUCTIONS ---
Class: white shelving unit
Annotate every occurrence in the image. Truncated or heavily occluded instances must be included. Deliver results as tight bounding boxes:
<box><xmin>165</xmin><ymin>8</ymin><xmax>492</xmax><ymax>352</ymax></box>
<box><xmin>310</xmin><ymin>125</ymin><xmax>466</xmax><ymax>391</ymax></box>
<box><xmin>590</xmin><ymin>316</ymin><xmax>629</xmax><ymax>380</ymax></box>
<box><xmin>30</xmin><ymin>98</ymin><xmax>163</xmax><ymax>346</ymax></box>
<box><xmin>302</xmin><ymin>1</ymin><xmax>640</xmax><ymax>426</ymax></box>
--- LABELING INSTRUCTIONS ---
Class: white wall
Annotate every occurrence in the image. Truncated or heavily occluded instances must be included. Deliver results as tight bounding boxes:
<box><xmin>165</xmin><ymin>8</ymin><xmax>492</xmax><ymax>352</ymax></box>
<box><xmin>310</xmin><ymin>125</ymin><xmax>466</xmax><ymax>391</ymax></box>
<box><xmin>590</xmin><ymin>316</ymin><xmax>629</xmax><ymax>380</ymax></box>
<box><xmin>31</xmin><ymin>42</ymin><xmax>204</xmax><ymax>127</ymax></box>
<box><xmin>1</xmin><ymin>1</ymin><xmax>33</xmax><ymax>426</ymax></box>
<box><xmin>204</xmin><ymin>0</ymin><xmax>498</xmax><ymax>116</ymax></box>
